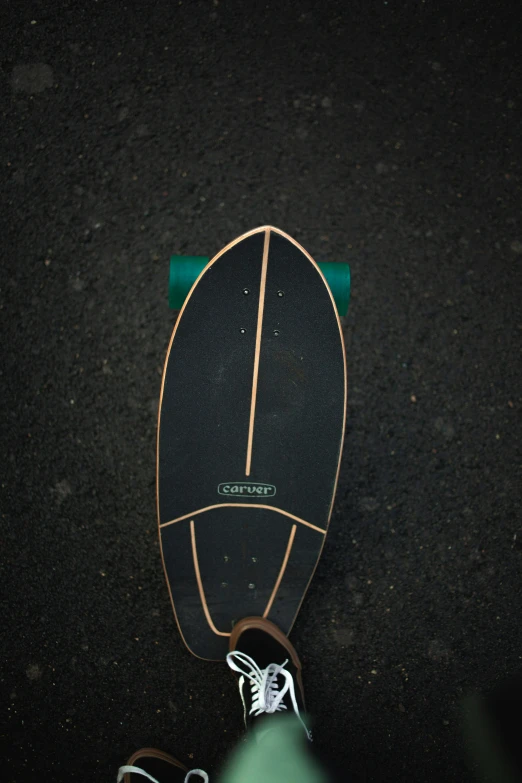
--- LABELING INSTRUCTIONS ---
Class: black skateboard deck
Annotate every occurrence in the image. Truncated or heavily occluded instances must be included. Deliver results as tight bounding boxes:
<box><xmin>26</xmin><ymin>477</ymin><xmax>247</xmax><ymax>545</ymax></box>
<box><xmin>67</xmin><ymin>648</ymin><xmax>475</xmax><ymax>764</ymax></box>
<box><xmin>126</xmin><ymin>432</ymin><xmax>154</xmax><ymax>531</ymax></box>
<box><xmin>157</xmin><ymin>226</ymin><xmax>347</xmax><ymax>660</ymax></box>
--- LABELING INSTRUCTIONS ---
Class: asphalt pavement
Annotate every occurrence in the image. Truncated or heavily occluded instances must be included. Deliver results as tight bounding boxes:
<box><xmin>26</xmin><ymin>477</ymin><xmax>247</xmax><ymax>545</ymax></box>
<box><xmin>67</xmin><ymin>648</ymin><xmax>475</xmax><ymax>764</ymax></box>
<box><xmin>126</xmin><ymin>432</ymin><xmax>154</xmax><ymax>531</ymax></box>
<box><xmin>2</xmin><ymin>1</ymin><xmax>521</xmax><ymax>781</ymax></box>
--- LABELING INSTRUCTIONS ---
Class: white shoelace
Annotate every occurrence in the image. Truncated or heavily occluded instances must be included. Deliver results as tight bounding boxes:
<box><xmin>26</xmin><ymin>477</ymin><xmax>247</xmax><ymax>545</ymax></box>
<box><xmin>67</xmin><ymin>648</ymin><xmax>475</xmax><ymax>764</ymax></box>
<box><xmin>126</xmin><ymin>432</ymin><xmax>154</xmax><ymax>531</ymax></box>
<box><xmin>116</xmin><ymin>765</ymin><xmax>208</xmax><ymax>783</ymax></box>
<box><xmin>226</xmin><ymin>650</ymin><xmax>311</xmax><ymax>740</ymax></box>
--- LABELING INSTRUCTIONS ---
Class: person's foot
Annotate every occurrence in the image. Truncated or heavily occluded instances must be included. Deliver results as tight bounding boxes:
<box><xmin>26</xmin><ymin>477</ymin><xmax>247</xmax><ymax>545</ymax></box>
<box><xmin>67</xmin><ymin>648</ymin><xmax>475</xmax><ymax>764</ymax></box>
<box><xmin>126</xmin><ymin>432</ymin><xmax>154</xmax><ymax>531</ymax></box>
<box><xmin>226</xmin><ymin>616</ymin><xmax>311</xmax><ymax>740</ymax></box>
<box><xmin>117</xmin><ymin>747</ymin><xmax>208</xmax><ymax>783</ymax></box>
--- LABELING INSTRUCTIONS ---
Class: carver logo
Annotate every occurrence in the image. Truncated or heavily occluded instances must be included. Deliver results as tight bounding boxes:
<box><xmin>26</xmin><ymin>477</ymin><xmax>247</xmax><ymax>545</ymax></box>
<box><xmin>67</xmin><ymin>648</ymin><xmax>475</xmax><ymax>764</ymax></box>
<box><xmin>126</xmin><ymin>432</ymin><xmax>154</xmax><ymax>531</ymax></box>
<box><xmin>218</xmin><ymin>482</ymin><xmax>276</xmax><ymax>498</ymax></box>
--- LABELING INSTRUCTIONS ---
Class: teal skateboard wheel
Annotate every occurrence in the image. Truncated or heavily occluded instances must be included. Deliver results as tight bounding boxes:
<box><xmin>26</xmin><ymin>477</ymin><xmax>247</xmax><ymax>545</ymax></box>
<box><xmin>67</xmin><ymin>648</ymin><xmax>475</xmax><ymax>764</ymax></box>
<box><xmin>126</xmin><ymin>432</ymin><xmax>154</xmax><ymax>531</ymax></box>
<box><xmin>169</xmin><ymin>256</ymin><xmax>209</xmax><ymax>310</ymax></box>
<box><xmin>169</xmin><ymin>256</ymin><xmax>350</xmax><ymax>316</ymax></box>
<box><xmin>318</xmin><ymin>262</ymin><xmax>351</xmax><ymax>317</ymax></box>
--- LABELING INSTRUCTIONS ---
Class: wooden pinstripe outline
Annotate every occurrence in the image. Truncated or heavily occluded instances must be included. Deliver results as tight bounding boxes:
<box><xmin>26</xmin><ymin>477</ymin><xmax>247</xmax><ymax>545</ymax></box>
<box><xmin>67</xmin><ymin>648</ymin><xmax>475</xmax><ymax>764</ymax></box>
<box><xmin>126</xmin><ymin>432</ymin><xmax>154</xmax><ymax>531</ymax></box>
<box><xmin>156</xmin><ymin>226</ymin><xmax>347</xmax><ymax>658</ymax></box>
<box><xmin>189</xmin><ymin>520</ymin><xmax>298</xmax><ymax>636</ymax></box>
<box><xmin>160</xmin><ymin>503</ymin><xmax>326</xmax><ymax>534</ymax></box>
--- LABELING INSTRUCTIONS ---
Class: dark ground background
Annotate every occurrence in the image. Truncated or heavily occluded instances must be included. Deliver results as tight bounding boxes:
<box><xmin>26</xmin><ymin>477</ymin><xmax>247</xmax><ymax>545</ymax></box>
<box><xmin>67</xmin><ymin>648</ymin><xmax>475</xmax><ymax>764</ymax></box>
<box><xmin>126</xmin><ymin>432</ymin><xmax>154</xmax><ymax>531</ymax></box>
<box><xmin>1</xmin><ymin>1</ymin><xmax>521</xmax><ymax>781</ymax></box>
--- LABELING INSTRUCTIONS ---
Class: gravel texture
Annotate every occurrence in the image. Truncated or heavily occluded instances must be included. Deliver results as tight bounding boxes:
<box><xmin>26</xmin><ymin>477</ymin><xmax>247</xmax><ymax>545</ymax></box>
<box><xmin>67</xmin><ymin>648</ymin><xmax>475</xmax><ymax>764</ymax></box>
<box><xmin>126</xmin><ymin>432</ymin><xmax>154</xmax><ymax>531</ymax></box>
<box><xmin>2</xmin><ymin>2</ymin><xmax>521</xmax><ymax>781</ymax></box>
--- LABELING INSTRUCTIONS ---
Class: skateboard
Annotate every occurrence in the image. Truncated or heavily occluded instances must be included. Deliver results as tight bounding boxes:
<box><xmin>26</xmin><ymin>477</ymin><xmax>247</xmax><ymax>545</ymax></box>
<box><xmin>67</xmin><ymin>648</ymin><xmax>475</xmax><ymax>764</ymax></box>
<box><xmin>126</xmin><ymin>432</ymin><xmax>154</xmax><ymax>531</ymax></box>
<box><xmin>156</xmin><ymin>226</ymin><xmax>349</xmax><ymax>660</ymax></box>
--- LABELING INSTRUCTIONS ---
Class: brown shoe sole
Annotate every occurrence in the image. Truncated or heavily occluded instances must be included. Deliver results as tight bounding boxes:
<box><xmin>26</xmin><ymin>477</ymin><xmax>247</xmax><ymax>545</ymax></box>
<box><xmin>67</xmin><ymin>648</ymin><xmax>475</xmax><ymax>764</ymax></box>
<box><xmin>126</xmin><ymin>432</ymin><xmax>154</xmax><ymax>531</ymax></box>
<box><xmin>124</xmin><ymin>747</ymin><xmax>187</xmax><ymax>783</ymax></box>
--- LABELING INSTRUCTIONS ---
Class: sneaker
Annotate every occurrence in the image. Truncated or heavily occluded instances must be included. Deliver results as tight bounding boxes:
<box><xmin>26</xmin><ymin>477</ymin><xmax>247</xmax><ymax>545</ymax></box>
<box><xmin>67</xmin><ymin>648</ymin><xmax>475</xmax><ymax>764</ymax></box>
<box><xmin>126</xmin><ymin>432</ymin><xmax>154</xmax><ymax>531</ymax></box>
<box><xmin>117</xmin><ymin>747</ymin><xmax>208</xmax><ymax>783</ymax></box>
<box><xmin>226</xmin><ymin>616</ymin><xmax>311</xmax><ymax>740</ymax></box>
